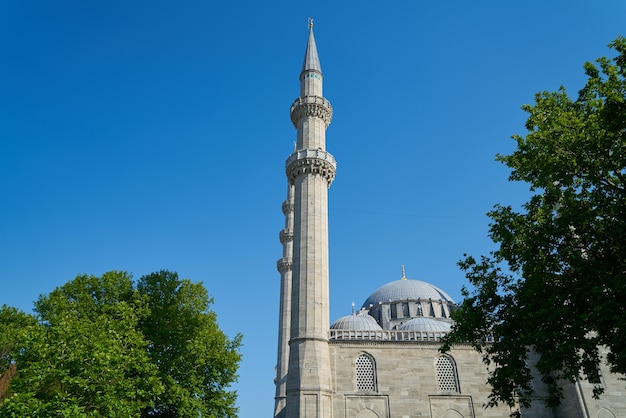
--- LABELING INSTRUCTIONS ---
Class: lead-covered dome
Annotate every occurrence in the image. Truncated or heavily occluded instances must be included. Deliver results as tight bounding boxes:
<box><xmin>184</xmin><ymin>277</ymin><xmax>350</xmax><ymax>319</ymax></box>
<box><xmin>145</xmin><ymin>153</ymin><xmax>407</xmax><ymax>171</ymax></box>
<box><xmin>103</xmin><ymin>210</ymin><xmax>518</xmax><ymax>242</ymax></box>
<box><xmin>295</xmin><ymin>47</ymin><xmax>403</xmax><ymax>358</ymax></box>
<box><xmin>330</xmin><ymin>312</ymin><xmax>382</xmax><ymax>331</ymax></box>
<box><xmin>398</xmin><ymin>317</ymin><xmax>452</xmax><ymax>333</ymax></box>
<box><xmin>359</xmin><ymin>269</ymin><xmax>458</xmax><ymax>331</ymax></box>
<box><xmin>362</xmin><ymin>278</ymin><xmax>454</xmax><ymax>309</ymax></box>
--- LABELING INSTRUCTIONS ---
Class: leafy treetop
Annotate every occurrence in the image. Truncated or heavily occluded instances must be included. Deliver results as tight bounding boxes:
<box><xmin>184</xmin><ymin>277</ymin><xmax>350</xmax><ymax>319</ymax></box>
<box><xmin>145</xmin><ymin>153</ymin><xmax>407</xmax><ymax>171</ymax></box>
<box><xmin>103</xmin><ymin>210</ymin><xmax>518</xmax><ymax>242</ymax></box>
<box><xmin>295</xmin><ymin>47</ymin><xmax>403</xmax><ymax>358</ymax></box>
<box><xmin>441</xmin><ymin>36</ymin><xmax>626</xmax><ymax>416</ymax></box>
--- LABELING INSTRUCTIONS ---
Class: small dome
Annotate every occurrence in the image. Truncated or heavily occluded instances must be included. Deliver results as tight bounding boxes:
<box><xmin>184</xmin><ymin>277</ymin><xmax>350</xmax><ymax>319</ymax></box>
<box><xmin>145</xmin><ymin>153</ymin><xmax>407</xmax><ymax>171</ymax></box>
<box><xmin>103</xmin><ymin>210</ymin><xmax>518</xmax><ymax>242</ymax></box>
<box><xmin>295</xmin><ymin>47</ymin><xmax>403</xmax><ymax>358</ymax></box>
<box><xmin>330</xmin><ymin>313</ymin><xmax>382</xmax><ymax>331</ymax></box>
<box><xmin>398</xmin><ymin>317</ymin><xmax>452</xmax><ymax>333</ymax></box>
<box><xmin>362</xmin><ymin>278</ymin><xmax>454</xmax><ymax>309</ymax></box>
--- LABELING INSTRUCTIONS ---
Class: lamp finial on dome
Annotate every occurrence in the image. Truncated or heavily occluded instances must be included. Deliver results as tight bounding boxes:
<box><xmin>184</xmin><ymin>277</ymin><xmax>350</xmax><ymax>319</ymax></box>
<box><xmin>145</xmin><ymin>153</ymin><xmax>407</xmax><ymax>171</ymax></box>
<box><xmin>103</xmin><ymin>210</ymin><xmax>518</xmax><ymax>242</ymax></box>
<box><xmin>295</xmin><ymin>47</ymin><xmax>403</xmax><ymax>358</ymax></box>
<box><xmin>351</xmin><ymin>302</ymin><xmax>355</xmax><ymax>314</ymax></box>
<box><xmin>401</xmin><ymin>265</ymin><xmax>407</xmax><ymax>280</ymax></box>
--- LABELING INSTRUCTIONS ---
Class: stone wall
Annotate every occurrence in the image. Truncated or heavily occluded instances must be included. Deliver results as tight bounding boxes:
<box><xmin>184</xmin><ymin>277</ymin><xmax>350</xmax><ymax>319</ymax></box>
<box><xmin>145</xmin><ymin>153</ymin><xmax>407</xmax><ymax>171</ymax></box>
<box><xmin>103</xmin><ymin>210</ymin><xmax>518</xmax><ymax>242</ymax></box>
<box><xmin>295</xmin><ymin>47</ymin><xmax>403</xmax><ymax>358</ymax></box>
<box><xmin>329</xmin><ymin>341</ymin><xmax>512</xmax><ymax>418</ymax></box>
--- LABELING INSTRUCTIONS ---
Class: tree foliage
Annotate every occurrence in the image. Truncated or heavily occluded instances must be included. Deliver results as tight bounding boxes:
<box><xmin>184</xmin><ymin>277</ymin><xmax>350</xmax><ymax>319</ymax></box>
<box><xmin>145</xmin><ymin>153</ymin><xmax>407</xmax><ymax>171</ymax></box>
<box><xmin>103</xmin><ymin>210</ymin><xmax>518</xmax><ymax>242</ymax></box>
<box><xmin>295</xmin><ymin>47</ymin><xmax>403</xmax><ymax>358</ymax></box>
<box><xmin>441</xmin><ymin>36</ymin><xmax>626</xmax><ymax>414</ymax></box>
<box><xmin>0</xmin><ymin>270</ymin><xmax>242</xmax><ymax>418</ymax></box>
<box><xmin>138</xmin><ymin>271</ymin><xmax>242</xmax><ymax>418</ymax></box>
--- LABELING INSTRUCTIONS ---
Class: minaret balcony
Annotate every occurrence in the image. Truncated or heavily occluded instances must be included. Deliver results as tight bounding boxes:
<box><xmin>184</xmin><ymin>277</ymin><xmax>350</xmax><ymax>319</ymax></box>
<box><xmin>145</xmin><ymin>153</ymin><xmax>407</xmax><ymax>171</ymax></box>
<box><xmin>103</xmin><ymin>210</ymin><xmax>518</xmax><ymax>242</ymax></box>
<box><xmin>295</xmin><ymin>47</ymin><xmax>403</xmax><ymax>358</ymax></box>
<box><xmin>290</xmin><ymin>95</ymin><xmax>333</xmax><ymax>127</ymax></box>
<box><xmin>279</xmin><ymin>228</ymin><xmax>293</xmax><ymax>244</ymax></box>
<box><xmin>277</xmin><ymin>257</ymin><xmax>293</xmax><ymax>273</ymax></box>
<box><xmin>285</xmin><ymin>149</ymin><xmax>337</xmax><ymax>186</ymax></box>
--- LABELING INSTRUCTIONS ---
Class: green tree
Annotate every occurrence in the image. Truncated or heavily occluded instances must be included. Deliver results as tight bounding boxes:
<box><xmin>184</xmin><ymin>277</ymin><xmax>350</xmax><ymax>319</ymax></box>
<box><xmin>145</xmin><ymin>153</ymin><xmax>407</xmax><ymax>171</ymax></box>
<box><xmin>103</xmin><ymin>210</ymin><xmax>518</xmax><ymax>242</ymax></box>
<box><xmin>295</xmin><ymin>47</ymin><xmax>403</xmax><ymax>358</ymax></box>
<box><xmin>0</xmin><ymin>272</ymin><xmax>163</xmax><ymax>417</ymax></box>
<box><xmin>0</xmin><ymin>306</ymin><xmax>35</xmax><ymax>402</ymax></box>
<box><xmin>441</xmin><ymin>36</ymin><xmax>626</xmax><ymax>415</ymax></box>
<box><xmin>0</xmin><ymin>270</ymin><xmax>242</xmax><ymax>418</ymax></box>
<box><xmin>137</xmin><ymin>270</ymin><xmax>242</xmax><ymax>418</ymax></box>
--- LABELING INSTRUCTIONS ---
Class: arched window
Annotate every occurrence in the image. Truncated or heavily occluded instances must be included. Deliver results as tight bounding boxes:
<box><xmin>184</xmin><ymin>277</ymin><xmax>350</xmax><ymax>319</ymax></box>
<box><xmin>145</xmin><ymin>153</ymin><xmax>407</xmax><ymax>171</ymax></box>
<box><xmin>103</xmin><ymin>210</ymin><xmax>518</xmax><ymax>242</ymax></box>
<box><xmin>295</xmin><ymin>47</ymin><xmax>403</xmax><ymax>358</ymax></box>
<box><xmin>435</xmin><ymin>355</ymin><xmax>460</xmax><ymax>393</ymax></box>
<box><xmin>355</xmin><ymin>353</ymin><xmax>377</xmax><ymax>392</ymax></box>
<box><xmin>402</xmin><ymin>302</ymin><xmax>409</xmax><ymax>317</ymax></box>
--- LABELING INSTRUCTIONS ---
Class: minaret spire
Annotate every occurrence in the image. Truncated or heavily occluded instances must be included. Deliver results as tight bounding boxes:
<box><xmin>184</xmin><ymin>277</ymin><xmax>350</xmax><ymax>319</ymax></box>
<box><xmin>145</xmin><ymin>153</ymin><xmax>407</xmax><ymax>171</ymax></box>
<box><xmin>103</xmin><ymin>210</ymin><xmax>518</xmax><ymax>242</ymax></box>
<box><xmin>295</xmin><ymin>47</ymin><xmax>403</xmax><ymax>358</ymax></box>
<box><xmin>301</xmin><ymin>20</ymin><xmax>321</xmax><ymax>75</ymax></box>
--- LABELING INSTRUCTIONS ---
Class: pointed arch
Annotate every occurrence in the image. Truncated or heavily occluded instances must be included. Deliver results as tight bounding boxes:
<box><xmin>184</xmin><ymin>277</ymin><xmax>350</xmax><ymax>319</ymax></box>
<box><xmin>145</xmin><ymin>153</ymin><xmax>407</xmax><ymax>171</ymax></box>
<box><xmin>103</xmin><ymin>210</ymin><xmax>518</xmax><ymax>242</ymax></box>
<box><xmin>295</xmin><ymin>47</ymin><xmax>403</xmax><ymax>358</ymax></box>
<box><xmin>355</xmin><ymin>352</ymin><xmax>377</xmax><ymax>392</ymax></box>
<box><xmin>356</xmin><ymin>408</ymin><xmax>379</xmax><ymax>418</ymax></box>
<box><xmin>598</xmin><ymin>408</ymin><xmax>616</xmax><ymax>418</ymax></box>
<box><xmin>435</xmin><ymin>354</ymin><xmax>460</xmax><ymax>393</ymax></box>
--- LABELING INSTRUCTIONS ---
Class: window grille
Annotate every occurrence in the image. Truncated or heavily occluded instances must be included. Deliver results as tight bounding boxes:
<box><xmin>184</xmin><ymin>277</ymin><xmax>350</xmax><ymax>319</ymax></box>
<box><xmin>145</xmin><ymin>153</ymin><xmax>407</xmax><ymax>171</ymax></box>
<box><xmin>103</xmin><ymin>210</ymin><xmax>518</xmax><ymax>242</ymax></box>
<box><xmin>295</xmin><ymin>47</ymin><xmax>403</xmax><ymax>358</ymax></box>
<box><xmin>355</xmin><ymin>354</ymin><xmax>376</xmax><ymax>392</ymax></box>
<box><xmin>585</xmin><ymin>364</ymin><xmax>604</xmax><ymax>387</ymax></box>
<box><xmin>436</xmin><ymin>355</ymin><xmax>459</xmax><ymax>392</ymax></box>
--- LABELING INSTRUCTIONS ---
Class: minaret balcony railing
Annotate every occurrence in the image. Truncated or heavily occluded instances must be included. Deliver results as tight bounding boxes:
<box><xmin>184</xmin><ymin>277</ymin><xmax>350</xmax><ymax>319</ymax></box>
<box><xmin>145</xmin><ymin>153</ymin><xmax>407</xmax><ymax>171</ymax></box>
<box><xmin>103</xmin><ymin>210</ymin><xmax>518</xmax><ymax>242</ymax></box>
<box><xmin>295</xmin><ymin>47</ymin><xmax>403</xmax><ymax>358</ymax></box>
<box><xmin>285</xmin><ymin>149</ymin><xmax>337</xmax><ymax>186</ymax></box>
<box><xmin>290</xmin><ymin>95</ymin><xmax>333</xmax><ymax>127</ymax></box>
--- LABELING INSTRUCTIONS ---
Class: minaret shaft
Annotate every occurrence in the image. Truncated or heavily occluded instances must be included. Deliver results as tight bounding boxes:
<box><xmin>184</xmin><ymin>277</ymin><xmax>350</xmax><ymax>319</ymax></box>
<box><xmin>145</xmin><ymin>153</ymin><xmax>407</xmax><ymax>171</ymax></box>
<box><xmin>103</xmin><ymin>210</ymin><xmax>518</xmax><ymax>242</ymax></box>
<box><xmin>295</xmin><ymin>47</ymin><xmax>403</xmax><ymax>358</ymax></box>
<box><xmin>300</xmin><ymin>73</ymin><xmax>322</xmax><ymax>97</ymax></box>
<box><xmin>296</xmin><ymin>118</ymin><xmax>326</xmax><ymax>150</ymax></box>
<box><xmin>291</xmin><ymin>175</ymin><xmax>331</xmax><ymax>338</ymax></box>
<box><xmin>286</xmin><ymin>173</ymin><xmax>333</xmax><ymax>417</ymax></box>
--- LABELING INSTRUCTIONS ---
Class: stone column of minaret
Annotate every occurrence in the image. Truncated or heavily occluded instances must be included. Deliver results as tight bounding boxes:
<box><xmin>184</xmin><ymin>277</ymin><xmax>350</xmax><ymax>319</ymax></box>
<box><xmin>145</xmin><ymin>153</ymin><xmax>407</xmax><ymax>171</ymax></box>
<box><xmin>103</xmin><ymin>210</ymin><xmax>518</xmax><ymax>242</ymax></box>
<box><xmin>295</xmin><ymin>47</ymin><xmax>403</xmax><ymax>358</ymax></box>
<box><xmin>274</xmin><ymin>184</ymin><xmax>294</xmax><ymax>418</ymax></box>
<box><xmin>282</xmin><ymin>21</ymin><xmax>336</xmax><ymax>418</ymax></box>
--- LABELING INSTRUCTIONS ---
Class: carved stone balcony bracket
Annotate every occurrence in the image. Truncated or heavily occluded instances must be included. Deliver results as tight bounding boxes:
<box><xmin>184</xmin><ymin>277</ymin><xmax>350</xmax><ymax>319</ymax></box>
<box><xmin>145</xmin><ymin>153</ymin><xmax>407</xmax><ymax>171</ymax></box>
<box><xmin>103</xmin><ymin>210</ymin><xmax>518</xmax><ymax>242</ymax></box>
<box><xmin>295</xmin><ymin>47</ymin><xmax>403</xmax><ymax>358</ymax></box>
<box><xmin>277</xmin><ymin>257</ymin><xmax>293</xmax><ymax>273</ymax></box>
<box><xmin>290</xmin><ymin>96</ymin><xmax>333</xmax><ymax>128</ymax></box>
<box><xmin>286</xmin><ymin>149</ymin><xmax>336</xmax><ymax>186</ymax></box>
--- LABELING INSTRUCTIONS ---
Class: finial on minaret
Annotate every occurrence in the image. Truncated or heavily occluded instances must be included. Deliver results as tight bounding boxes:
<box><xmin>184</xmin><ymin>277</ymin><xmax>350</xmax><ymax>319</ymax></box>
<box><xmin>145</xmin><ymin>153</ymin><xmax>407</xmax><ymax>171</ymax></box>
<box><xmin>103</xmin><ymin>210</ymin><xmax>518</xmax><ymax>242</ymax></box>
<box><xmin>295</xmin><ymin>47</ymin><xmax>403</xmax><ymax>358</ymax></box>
<box><xmin>308</xmin><ymin>17</ymin><xmax>314</xmax><ymax>29</ymax></box>
<box><xmin>401</xmin><ymin>265</ymin><xmax>407</xmax><ymax>280</ymax></box>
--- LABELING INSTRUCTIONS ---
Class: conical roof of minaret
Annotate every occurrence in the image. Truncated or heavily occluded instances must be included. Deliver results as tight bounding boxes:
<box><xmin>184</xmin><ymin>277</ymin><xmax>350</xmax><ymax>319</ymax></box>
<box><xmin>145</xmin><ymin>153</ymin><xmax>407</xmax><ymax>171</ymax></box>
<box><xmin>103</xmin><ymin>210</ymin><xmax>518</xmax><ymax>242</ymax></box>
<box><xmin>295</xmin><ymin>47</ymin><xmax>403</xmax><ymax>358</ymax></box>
<box><xmin>301</xmin><ymin>24</ymin><xmax>322</xmax><ymax>74</ymax></box>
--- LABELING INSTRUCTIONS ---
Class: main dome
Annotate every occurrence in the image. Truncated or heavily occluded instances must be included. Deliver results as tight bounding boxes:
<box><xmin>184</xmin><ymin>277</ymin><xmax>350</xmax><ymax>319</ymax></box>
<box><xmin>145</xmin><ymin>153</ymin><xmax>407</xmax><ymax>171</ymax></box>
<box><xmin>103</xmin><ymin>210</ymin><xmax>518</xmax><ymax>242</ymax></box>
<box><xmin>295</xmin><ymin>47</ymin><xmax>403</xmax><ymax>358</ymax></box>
<box><xmin>362</xmin><ymin>278</ymin><xmax>455</xmax><ymax>309</ymax></box>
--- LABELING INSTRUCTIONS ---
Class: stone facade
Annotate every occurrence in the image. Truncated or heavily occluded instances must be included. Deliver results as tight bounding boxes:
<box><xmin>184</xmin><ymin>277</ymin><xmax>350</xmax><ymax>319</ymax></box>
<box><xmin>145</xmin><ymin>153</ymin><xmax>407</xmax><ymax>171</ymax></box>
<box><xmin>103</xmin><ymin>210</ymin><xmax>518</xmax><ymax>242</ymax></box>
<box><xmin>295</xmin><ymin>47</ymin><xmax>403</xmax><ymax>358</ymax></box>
<box><xmin>329</xmin><ymin>342</ymin><xmax>509</xmax><ymax>418</ymax></box>
<box><xmin>521</xmin><ymin>347</ymin><xmax>626</xmax><ymax>418</ymax></box>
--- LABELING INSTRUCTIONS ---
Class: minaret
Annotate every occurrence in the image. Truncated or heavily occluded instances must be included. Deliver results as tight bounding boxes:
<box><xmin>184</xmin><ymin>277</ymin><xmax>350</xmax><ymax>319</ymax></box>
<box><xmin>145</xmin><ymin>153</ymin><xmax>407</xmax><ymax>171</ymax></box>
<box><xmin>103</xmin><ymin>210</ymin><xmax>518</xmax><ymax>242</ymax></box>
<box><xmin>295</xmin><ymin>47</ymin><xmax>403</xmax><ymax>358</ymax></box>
<box><xmin>274</xmin><ymin>184</ymin><xmax>294</xmax><ymax>418</ymax></box>
<box><xmin>281</xmin><ymin>20</ymin><xmax>336</xmax><ymax>418</ymax></box>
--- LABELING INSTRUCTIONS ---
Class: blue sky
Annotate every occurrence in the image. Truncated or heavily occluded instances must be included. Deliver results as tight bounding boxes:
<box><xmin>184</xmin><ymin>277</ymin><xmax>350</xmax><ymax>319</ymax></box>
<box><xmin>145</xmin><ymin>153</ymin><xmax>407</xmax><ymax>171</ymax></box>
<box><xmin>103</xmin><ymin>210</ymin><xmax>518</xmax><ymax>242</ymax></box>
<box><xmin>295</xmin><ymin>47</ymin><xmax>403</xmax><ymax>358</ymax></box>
<box><xmin>1</xmin><ymin>1</ymin><xmax>624</xmax><ymax>416</ymax></box>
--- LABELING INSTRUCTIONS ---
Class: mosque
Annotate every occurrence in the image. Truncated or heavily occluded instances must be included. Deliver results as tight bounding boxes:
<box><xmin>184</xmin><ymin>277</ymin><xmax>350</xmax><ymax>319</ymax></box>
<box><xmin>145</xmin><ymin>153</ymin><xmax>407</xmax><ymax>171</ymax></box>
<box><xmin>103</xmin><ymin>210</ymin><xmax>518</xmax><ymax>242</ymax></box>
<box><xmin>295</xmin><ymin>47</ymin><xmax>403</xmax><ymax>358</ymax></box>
<box><xmin>273</xmin><ymin>22</ymin><xmax>625</xmax><ymax>418</ymax></box>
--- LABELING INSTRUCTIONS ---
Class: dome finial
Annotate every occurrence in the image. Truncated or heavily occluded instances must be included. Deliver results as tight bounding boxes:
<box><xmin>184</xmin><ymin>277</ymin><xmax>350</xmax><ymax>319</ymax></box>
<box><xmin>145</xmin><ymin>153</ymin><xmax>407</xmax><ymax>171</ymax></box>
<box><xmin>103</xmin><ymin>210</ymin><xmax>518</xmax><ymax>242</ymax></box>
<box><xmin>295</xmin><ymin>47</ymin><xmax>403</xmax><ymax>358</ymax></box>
<box><xmin>401</xmin><ymin>265</ymin><xmax>406</xmax><ymax>280</ymax></box>
<box><xmin>351</xmin><ymin>302</ymin><xmax>355</xmax><ymax>314</ymax></box>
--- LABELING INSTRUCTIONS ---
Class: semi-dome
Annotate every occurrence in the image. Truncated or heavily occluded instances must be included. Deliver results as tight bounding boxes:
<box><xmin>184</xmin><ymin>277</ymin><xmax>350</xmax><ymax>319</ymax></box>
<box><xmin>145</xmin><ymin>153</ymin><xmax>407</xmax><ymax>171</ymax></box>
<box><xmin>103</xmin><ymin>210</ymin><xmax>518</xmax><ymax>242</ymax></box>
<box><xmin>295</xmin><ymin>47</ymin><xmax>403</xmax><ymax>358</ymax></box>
<box><xmin>362</xmin><ymin>278</ymin><xmax>454</xmax><ymax>309</ymax></box>
<box><xmin>398</xmin><ymin>317</ymin><xmax>452</xmax><ymax>333</ymax></box>
<box><xmin>330</xmin><ymin>312</ymin><xmax>382</xmax><ymax>331</ymax></box>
